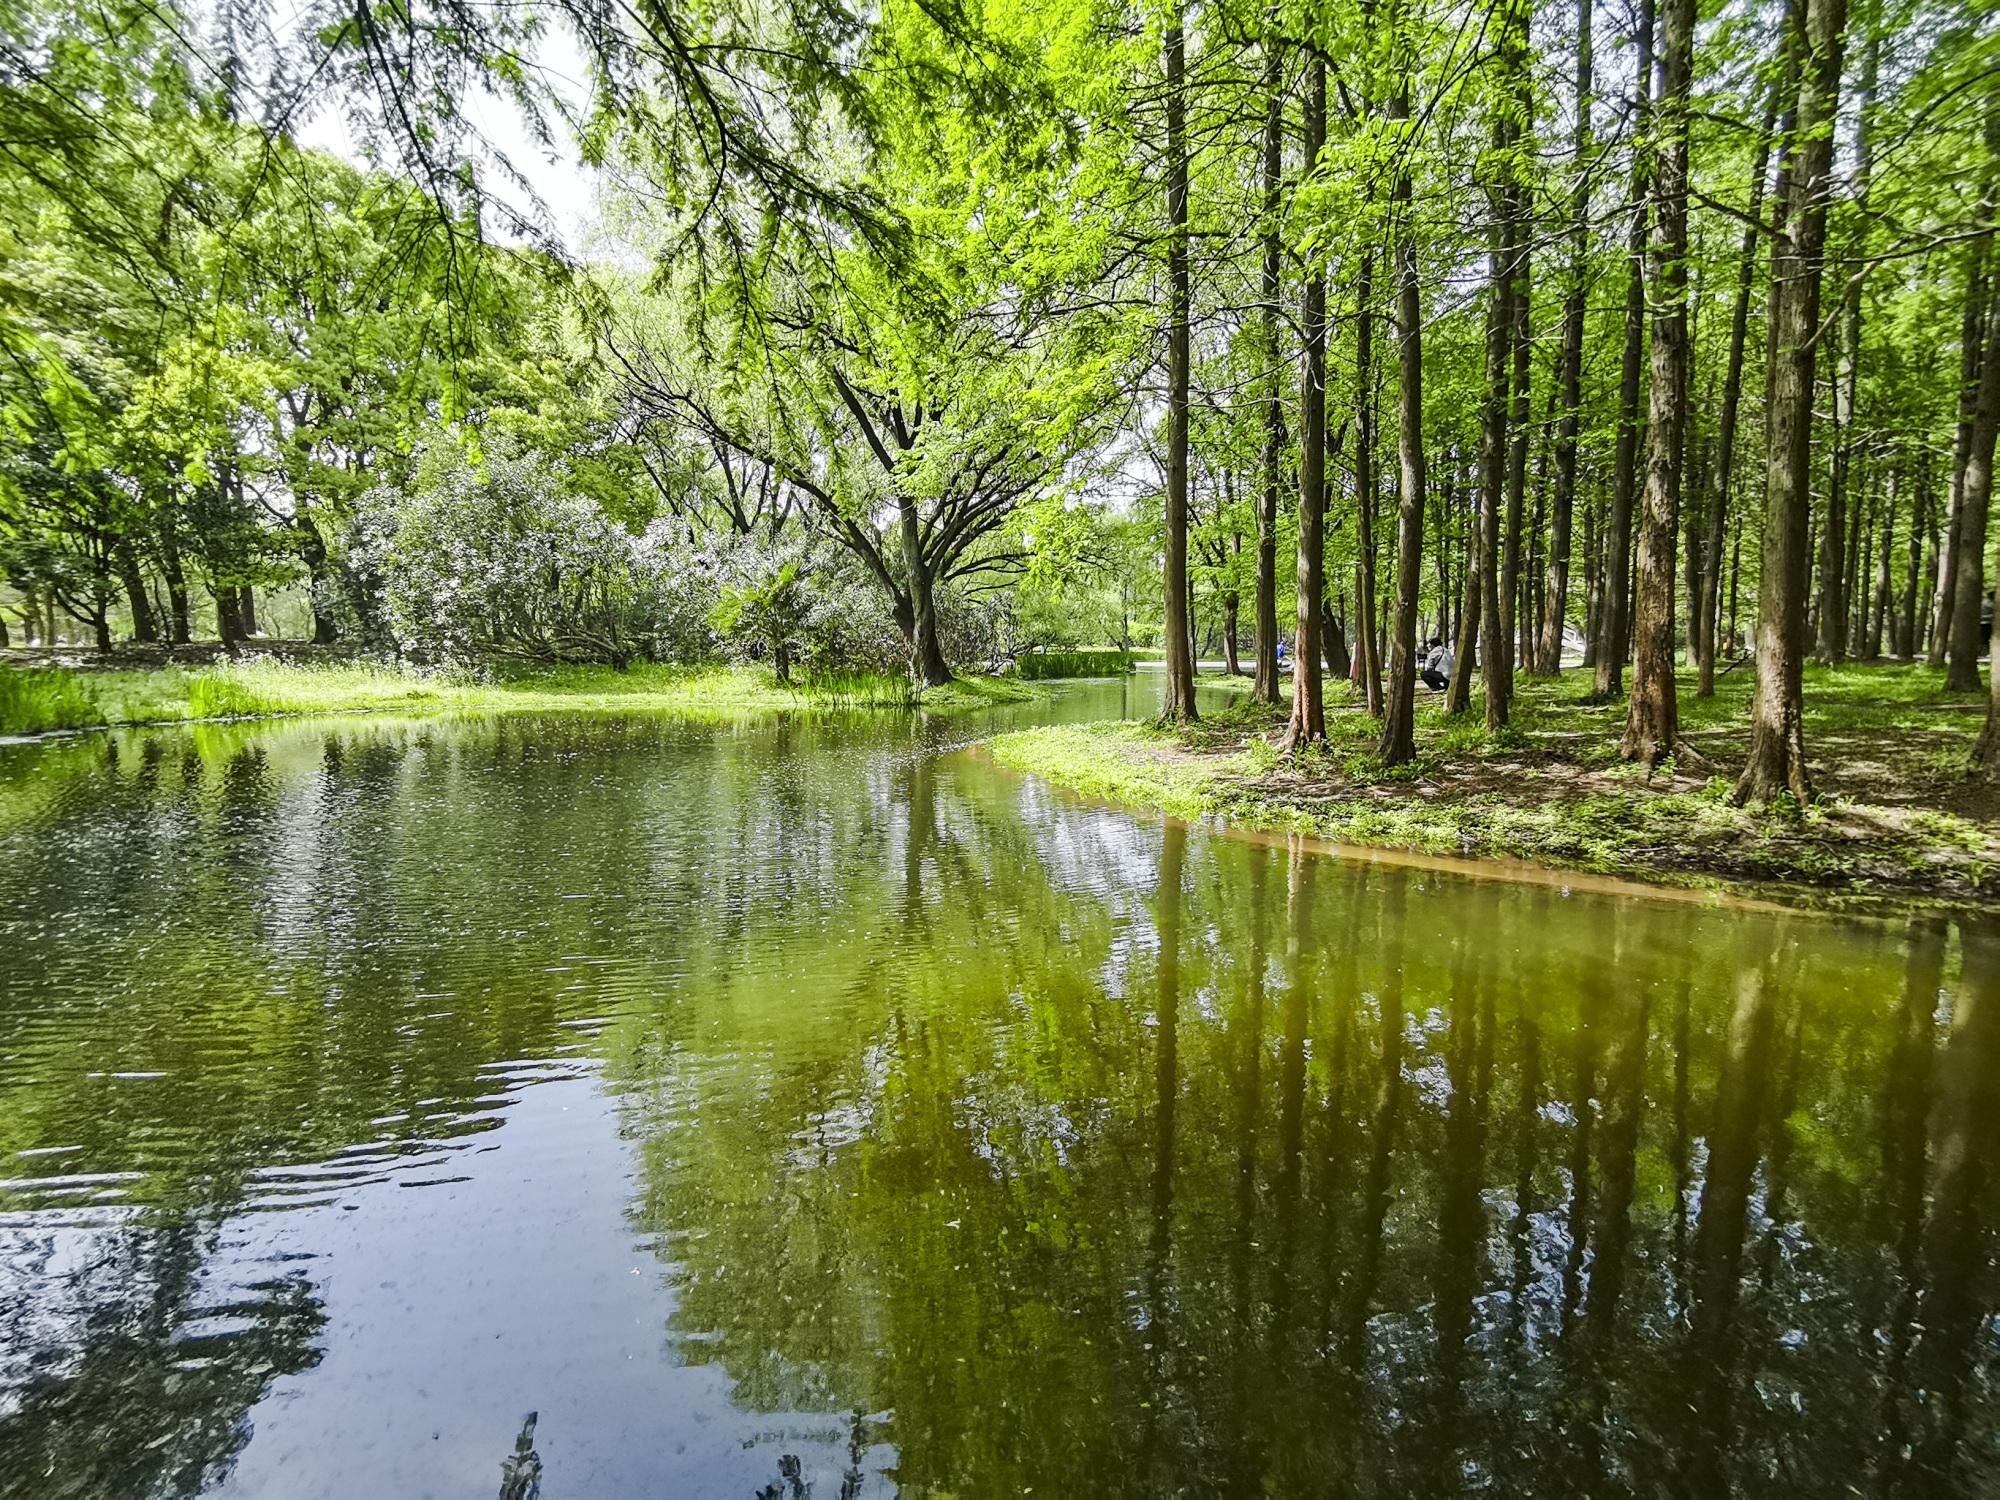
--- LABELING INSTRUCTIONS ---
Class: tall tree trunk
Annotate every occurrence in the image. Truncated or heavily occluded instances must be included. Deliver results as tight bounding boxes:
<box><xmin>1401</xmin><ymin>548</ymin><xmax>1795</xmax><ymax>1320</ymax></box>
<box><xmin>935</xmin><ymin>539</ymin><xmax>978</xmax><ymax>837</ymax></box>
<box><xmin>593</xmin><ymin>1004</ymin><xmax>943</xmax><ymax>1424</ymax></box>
<box><xmin>162</xmin><ymin>541</ymin><xmax>192</xmax><ymax>645</ymax></box>
<box><xmin>1253</xmin><ymin>28</ymin><xmax>1285</xmax><ymax>707</ymax></box>
<box><xmin>116</xmin><ymin>540</ymin><xmax>157</xmax><ymax>644</ymax></box>
<box><xmin>237</xmin><ymin>587</ymin><xmax>258</xmax><ymax>639</ymax></box>
<box><xmin>1379</xmin><ymin>72</ymin><xmax>1428</xmax><ymax>767</ymax></box>
<box><xmin>1355</xmin><ymin>256</ymin><xmax>1385</xmax><ymax>716</ymax></box>
<box><xmin>1901</xmin><ymin>471</ymin><xmax>1926</xmax><ymax>658</ymax></box>
<box><xmin>1224</xmin><ymin>578</ymin><xmax>1243</xmax><ymax>676</ymax></box>
<box><xmin>215</xmin><ymin>586</ymin><xmax>243</xmax><ymax>648</ymax></box>
<box><xmin>899</xmin><ymin>500</ymin><xmax>954</xmax><ymax>686</ymax></box>
<box><xmin>1933</xmin><ymin>155</ymin><xmax>1998</xmax><ymax>666</ymax></box>
<box><xmin>1949</xmin><ymin>285</ymin><xmax>2000</xmax><ymax>693</ymax></box>
<box><xmin>1845</xmin><ymin>464</ymin><xmax>1870</xmax><ymax>654</ymax></box>
<box><xmin>1697</xmin><ymin>91</ymin><xmax>1780</xmax><ymax>695</ymax></box>
<box><xmin>1285</xmin><ymin>56</ymin><xmax>1330</xmax><ymax>750</ymax></box>
<box><xmin>1582</xmin><ymin>494</ymin><xmax>1602</xmax><ymax>666</ymax></box>
<box><xmin>1498</xmin><ymin>218</ymin><xmax>1530</xmax><ymax>718</ymax></box>
<box><xmin>1323</xmin><ymin>598</ymin><xmax>1352</xmax><ymax>679</ymax></box>
<box><xmin>1525</xmin><ymin>424</ymin><xmax>1547</xmax><ymax>667</ymax></box>
<box><xmin>1623</xmin><ymin>0</ymin><xmax>1691</xmax><ymax>765</ymax></box>
<box><xmin>1869</xmin><ymin>472</ymin><xmax>1895</xmax><ymax>659</ymax></box>
<box><xmin>1472</xmin><ymin>179</ymin><xmax>1513</xmax><ymax>725</ymax></box>
<box><xmin>1815</xmin><ymin>17</ymin><xmax>1880</xmax><ymax>665</ymax></box>
<box><xmin>1735</xmin><ymin>0</ymin><xmax>1848</xmax><ymax>806</ymax></box>
<box><xmin>1541</xmin><ymin>0</ymin><xmax>1589</xmax><ymax>686</ymax></box>
<box><xmin>1496</xmin><ymin>6</ymin><xmax>1533</xmax><ymax>722</ymax></box>
<box><xmin>298</xmin><ymin>516</ymin><xmax>340</xmax><ymax>646</ymax></box>
<box><xmin>1161</xmin><ymin>0</ymin><xmax>1198</xmax><ymax>722</ymax></box>
<box><xmin>1595</xmin><ymin>0</ymin><xmax>1655</xmax><ymax>698</ymax></box>
<box><xmin>1465</xmin><ymin>157</ymin><xmax>1512</xmax><ymax>722</ymax></box>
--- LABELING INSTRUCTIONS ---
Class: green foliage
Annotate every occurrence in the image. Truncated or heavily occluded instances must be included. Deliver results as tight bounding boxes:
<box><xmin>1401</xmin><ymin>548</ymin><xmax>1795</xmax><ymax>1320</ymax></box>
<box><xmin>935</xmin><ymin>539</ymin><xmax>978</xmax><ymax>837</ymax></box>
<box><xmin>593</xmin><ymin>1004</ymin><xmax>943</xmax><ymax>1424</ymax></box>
<box><xmin>0</xmin><ymin>665</ymin><xmax>100</xmax><ymax>733</ymax></box>
<box><xmin>1011</xmin><ymin>649</ymin><xmax>1135</xmax><ymax>679</ymax></box>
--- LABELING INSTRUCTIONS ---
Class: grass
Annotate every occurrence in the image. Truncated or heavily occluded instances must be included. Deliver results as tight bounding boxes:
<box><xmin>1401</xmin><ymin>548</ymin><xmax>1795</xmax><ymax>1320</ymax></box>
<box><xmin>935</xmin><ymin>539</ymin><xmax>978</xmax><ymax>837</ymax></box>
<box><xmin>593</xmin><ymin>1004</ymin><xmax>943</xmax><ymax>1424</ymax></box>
<box><xmin>990</xmin><ymin>661</ymin><xmax>2000</xmax><ymax>910</ymax></box>
<box><xmin>0</xmin><ymin>666</ymin><xmax>102</xmax><ymax>734</ymax></box>
<box><xmin>0</xmin><ymin>657</ymin><xmax>1046</xmax><ymax>736</ymax></box>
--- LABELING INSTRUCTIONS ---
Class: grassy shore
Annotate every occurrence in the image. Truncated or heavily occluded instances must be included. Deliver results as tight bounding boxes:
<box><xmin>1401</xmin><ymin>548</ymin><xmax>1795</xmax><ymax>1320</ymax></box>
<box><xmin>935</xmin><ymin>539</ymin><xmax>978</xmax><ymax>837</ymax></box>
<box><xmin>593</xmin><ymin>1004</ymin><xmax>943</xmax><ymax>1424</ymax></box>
<box><xmin>0</xmin><ymin>657</ymin><xmax>1045</xmax><ymax>736</ymax></box>
<box><xmin>992</xmin><ymin>662</ymin><xmax>2000</xmax><ymax>909</ymax></box>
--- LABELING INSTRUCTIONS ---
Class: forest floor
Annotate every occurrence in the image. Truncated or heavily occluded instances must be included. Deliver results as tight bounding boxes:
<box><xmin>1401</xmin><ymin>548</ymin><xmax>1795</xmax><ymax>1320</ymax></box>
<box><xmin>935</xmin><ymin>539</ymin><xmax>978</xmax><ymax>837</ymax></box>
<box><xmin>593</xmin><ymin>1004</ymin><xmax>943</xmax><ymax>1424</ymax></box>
<box><xmin>989</xmin><ymin>662</ymin><xmax>2000</xmax><ymax>911</ymax></box>
<box><xmin>0</xmin><ymin>652</ymin><xmax>1043</xmax><ymax>736</ymax></box>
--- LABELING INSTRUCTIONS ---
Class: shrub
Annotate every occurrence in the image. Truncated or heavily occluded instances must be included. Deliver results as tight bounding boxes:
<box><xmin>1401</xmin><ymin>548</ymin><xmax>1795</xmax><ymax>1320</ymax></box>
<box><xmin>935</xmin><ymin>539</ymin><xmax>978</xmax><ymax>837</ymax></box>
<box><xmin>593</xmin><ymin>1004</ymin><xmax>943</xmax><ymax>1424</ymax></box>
<box><xmin>708</xmin><ymin>533</ymin><xmax>904</xmax><ymax>680</ymax></box>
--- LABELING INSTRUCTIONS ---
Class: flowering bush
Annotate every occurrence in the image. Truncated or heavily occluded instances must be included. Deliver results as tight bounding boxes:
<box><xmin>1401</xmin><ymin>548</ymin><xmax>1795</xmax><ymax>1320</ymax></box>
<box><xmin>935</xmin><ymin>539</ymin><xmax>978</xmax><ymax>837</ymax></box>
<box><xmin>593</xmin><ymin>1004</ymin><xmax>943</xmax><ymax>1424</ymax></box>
<box><xmin>351</xmin><ymin>444</ymin><xmax>715</xmax><ymax>664</ymax></box>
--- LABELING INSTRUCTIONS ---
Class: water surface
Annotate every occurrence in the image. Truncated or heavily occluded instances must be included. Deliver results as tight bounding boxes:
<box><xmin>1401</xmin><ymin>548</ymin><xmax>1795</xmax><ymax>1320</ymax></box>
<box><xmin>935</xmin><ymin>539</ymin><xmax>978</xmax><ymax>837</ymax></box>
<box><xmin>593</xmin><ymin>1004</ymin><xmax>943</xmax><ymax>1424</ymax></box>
<box><xmin>0</xmin><ymin>680</ymin><xmax>1994</xmax><ymax>1496</ymax></box>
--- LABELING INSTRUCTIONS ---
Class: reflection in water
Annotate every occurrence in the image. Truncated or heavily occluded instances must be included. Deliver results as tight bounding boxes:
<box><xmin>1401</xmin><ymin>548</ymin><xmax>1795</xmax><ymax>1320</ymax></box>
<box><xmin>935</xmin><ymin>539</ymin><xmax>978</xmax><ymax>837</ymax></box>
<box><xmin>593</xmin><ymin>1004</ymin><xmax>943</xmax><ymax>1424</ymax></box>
<box><xmin>0</xmin><ymin>688</ymin><xmax>1997</xmax><ymax>1496</ymax></box>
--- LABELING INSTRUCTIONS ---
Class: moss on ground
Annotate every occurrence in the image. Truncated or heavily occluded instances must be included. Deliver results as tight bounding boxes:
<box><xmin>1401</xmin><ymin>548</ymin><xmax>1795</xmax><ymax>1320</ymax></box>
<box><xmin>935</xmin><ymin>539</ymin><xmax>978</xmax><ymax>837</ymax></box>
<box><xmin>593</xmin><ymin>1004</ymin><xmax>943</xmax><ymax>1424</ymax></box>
<box><xmin>0</xmin><ymin>657</ymin><xmax>1044</xmax><ymax>736</ymax></box>
<box><xmin>991</xmin><ymin>662</ymin><xmax>2000</xmax><ymax>910</ymax></box>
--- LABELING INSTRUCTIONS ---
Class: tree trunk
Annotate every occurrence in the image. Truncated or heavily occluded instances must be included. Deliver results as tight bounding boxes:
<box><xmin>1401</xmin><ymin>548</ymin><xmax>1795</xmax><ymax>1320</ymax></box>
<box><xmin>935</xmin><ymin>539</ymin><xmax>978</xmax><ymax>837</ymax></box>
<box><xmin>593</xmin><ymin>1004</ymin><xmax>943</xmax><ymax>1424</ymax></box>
<box><xmin>1472</xmin><ymin>156</ymin><xmax>1514</xmax><ymax>726</ymax></box>
<box><xmin>1355</xmin><ymin>254</ymin><xmax>1385</xmax><ymax>716</ymax></box>
<box><xmin>1869</xmin><ymin>472</ymin><xmax>1895</xmax><ymax>659</ymax></box>
<box><xmin>215</xmin><ymin>586</ymin><xmax>243</xmax><ymax>648</ymax></box>
<box><xmin>899</xmin><ymin>500</ymin><xmax>954</xmax><ymax>686</ymax></box>
<box><xmin>1224</xmin><ymin>587</ymin><xmax>1243</xmax><ymax>676</ymax></box>
<box><xmin>162</xmin><ymin>543</ymin><xmax>192</xmax><ymax>645</ymax></box>
<box><xmin>237</xmin><ymin>587</ymin><xmax>258</xmax><ymax>639</ymax></box>
<box><xmin>1253</xmin><ymin>27</ymin><xmax>1285</xmax><ymax>706</ymax></box>
<box><xmin>1322</xmin><ymin>599</ymin><xmax>1352</xmax><ymax>680</ymax></box>
<box><xmin>1978</xmin><ymin>544</ymin><xmax>2000</xmax><ymax>774</ymax></box>
<box><xmin>1379</xmin><ymin>75</ymin><xmax>1427</xmax><ymax>768</ymax></box>
<box><xmin>298</xmin><ymin>517</ymin><xmax>340</xmax><ymax>645</ymax></box>
<box><xmin>116</xmin><ymin>540</ymin><xmax>157</xmax><ymax>644</ymax></box>
<box><xmin>1846</xmin><ymin>467</ymin><xmax>1871</xmax><ymax>655</ymax></box>
<box><xmin>1284</xmin><ymin>56</ymin><xmax>1329</xmax><ymax>751</ymax></box>
<box><xmin>1497</xmin><ymin>15</ymin><xmax>1532</xmax><ymax>723</ymax></box>
<box><xmin>1697</xmin><ymin>91</ymin><xmax>1780</xmax><ymax>695</ymax></box>
<box><xmin>1582</xmin><ymin>494</ymin><xmax>1601</xmax><ymax>667</ymax></box>
<box><xmin>1901</xmin><ymin>472</ymin><xmax>1927</xmax><ymax>658</ymax></box>
<box><xmin>1934</xmin><ymin>169</ymin><xmax>1997</xmax><ymax>666</ymax></box>
<box><xmin>1949</xmin><ymin>284</ymin><xmax>2000</xmax><ymax>693</ymax></box>
<box><xmin>1161</xmin><ymin>1</ymin><xmax>1197</xmax><ymax>722</ymax></box>
<box><xmin>1816</xmin><ymin>21</ymin><xmax>1880</xmax><ymax>665</ymax></box>
<box><xmin>1595</xmin><ymin>0</ymin><xmax>1654</xmax><ymax>699</ymax></box>
<box><xmin>1622</xmin><ymin>0</ymin><xmax>1691</xmax><ymax>765</ymax></box>
<box><xmin>1735</xmin><ymin>0</ymin><xmax>1848</xmax><ymax>806</ymax></box>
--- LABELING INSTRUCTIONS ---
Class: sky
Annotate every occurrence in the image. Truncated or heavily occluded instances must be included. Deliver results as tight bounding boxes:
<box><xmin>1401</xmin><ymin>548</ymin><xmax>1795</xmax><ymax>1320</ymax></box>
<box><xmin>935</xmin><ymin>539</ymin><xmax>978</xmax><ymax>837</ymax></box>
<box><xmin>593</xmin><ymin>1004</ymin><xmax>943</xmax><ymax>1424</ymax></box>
<box><xmin>292</xmin><ymin>20</ymin><xmax>602</xmax><ymax>257</ymax></box>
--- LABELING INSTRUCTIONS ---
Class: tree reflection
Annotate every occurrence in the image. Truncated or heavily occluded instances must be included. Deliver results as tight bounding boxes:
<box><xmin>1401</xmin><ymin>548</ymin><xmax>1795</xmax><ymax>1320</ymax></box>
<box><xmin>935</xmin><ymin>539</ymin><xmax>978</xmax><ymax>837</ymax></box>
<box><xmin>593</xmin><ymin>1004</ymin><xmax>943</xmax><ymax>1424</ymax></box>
<box><xmin>4</xmin><ymin>714</ymin><xmax>2000</xmax><ymax>1495</ymax></box>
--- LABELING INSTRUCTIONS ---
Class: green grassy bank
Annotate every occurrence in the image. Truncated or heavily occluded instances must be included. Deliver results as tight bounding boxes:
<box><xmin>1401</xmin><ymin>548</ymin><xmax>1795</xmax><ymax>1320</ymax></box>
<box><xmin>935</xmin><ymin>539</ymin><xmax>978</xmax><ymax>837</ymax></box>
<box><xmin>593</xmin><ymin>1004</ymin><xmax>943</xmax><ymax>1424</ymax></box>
<box><xmin>0</xmin><ymin>658</ymin><xmax>1044</xmax><ymax>736</ymax></box>
<box><xmin>992</xmin><ymin>662</ymin><xmax>2000</xmax><ymax>908</ymax></box>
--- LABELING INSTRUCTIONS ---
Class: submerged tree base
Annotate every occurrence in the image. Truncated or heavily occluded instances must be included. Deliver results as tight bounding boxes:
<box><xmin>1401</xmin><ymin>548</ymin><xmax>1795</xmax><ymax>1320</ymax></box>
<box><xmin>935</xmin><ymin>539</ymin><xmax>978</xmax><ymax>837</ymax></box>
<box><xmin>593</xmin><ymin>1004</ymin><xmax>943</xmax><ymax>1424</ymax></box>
<box><xmin>990</xmin><ymin>662</ymin><xmax>2000</xmax><ymax>910</ymax></box>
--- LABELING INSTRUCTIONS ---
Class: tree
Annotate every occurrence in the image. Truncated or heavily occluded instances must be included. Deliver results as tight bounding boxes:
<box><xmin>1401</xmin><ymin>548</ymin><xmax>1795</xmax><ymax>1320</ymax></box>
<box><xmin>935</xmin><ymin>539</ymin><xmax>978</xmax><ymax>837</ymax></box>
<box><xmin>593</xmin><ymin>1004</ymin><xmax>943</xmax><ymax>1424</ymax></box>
<box><xmin>1537</xmin><ymin>0</ymin><xmax>1593</xmax><ymax>679</ymax></box>
<box><xmin>1594</xmin><ymin>0</ymin><xmax>1654</xmax><ymax>700</ymax></box>
<box><xmin>1621</xmin><ymin>0</ymin><xmax>1692</xmax><ymax>765</ymax></box>
<box><xmin>1252</xmin><ymin>25</ymin><xmax>1287</xmax><ymax>707</ymax></box>
<box><xmin>1283</xmin><ymin>52</ymin><xmax>1330</xmax><ymax>751</ymax></box>
<box><xmin>1378</xmin><ymin>24</ymin><xmax>1428</xmax><ymax>769</ymax></box>
<box><xmin>1161</xmin><ymin>0</ymin><xmax>1199</xmax><ymax>721</ymax></box>
<box><xmin>1735</xmin><ymin>0</ymin><xmax>1849</xmax><ymax>806</ymax></box>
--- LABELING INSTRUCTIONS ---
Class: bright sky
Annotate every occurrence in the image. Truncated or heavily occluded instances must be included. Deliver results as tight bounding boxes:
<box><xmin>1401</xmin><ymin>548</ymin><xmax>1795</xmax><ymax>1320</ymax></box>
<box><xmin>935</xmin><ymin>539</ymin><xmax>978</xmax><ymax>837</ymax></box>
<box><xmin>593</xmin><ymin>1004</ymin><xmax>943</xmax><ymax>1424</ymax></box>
<box><xmin>291</xmin><ymin>21</ymin><xmax>602</xmax><ymax>256</ymax></box>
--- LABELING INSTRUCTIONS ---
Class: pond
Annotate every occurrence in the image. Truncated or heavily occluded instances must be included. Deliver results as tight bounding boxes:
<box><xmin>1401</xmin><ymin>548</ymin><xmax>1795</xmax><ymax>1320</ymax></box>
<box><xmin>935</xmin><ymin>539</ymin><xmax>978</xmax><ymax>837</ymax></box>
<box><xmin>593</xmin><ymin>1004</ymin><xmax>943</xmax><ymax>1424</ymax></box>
<box><xmin>0</xmin><ymin>678</ymin><xmax>1993</xmax><ymax>1497</ymax></box>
